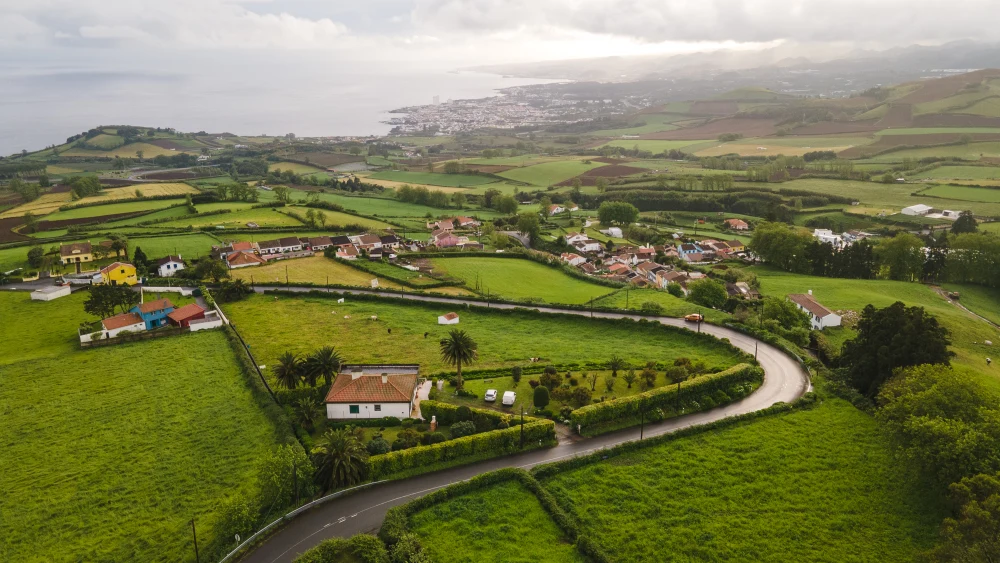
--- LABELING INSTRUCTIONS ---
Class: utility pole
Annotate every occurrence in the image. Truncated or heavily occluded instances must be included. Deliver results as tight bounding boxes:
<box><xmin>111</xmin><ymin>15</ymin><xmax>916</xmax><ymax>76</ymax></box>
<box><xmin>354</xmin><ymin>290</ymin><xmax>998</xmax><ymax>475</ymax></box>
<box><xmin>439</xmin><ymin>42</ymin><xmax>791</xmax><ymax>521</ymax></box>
<box><xmin>190</xmin><ymin>519</ymin><xmax>200</xmax><ymax>563</ymax></box>
<box><xmin>755</xmin><ymin>342</ymin><xmax>758</xmax><ymax>360</ymax></box>
<box><xmin>285</xmin><ymin>264</ymin><xmax>289</xmax><ymax>286</ymax></box>
<box><xmin>639</xmin><ymin>400</ymin><xmax>645</xmax><ymax>440</ymax></box>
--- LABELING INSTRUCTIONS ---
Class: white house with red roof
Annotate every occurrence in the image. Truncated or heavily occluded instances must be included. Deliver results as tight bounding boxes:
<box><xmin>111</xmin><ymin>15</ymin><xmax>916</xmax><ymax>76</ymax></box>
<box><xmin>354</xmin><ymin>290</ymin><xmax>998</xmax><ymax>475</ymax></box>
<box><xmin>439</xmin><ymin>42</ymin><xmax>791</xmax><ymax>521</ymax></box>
<box><xmin>324</xmin><ymin>371</ymin><xmax>419</xmax><ymax>419</ymax></box>
<box><xmin>438</xmin><ymin>312</ymin><xmax>460</xmax><ymax>325</ymax></box>
<box><xmin>788</xmin><ymin>291</ymin><xmax>842</xmax><ymax>330</ymax></box>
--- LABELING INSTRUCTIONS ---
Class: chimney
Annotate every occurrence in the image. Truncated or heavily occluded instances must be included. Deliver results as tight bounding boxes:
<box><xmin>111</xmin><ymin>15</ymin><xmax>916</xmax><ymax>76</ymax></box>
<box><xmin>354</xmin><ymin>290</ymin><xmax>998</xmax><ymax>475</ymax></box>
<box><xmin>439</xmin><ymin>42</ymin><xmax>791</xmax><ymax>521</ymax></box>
<box><xmin>381</xmin><ymin>374</ymin><xmax>388</xmax><ymax>384</ymax></box>
<box><xmin>808</xmin><ymin>289</ymin><xmax>813</xmax><ymax>296</ymax></box>
<box><xmin>351</xmin><ymin>370</ymin><xmax>363</xmax><ymax>380</ymax></box>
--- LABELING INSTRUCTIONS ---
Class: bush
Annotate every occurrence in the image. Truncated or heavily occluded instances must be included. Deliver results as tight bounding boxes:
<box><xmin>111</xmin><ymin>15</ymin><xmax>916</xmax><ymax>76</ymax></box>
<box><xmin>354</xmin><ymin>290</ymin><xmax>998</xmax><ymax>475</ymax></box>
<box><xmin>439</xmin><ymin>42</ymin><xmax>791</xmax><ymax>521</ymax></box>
<box><xmin>534</xmin><ymin>386</ymin><xmax>550</xmax><ymax>409</ymax></box>
<box><xmin>455</xmin><ymin>406</ymin><xmax>472</xmax><ymax>422</ymax></box>
<box><xmin>511</xmin><ymin>366</ymin><xmax>522</xmax><ymax>384</ymax></box>
<box><xmin>528</xmin><ymin>379</ymin><xmax>540</xmax><ymax>388</ymax></box>
<box><xmin>569</xmin><ymin>363</ymin><xmax>764</xmax><ymax>433</ymax></box>
<box><xmin>420</xmin><ymin>431</ymin><xmax>447</xmax><ymax>446</ymax></box>
<box><xmin>367</xmin><ymin>437</ymin><xmax>391</xmax><ymax>455</ymax></box>
<box><xmin>450</xmin><ymin>420</ymin><xmax>477</xmax><ymax>438</ymax></box>
<box><xmin>294</xmin><ymin>534</ymin><xmax>390</xmax><ymax>563</ymax></box>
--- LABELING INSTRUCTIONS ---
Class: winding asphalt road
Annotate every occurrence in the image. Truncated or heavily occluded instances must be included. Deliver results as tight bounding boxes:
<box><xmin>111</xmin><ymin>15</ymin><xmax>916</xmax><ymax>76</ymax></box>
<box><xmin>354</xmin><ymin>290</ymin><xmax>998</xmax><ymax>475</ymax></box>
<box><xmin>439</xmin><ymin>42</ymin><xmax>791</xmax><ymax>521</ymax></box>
<box><xmin>237</xmin><ymin>286</ymin><xmax>810</xmax><ymax>563</ymax></box>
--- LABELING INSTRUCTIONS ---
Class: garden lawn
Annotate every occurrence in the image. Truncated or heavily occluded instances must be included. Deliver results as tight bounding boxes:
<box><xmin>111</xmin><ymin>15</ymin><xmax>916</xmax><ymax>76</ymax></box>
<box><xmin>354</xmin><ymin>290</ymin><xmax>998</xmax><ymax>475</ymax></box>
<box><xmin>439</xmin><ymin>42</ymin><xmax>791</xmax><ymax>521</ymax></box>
<box><xmin>540</xmin><ymin>400</ymin><xmax>943</xmax><ymax>563</ymax></box>
<box><xmin>230</xmin><ymin>255</ymin><xmax>405</xmax><ymax>289</ymax></box>
<box><xmin>368</xmin><ymin>171</ymin><xmax>497</xmax><ymax>187</ymax></box>
<box><xmin>428</xmin><ymin>257</ymin><xmax>615</xmax><ymax>304</ymax></box>
<box><xmin>497</xmin><ymin>160</ymin><xmax>607</xmax><ymax>187</ymax></box>
<box><xmin>408</xmin><ymin>480</ymin><xmax>586</xmax><ymax>563</ymax></box>
<box><xmin>222</xmin><ymin>293</ymin><xmax>741</xmax><ymax>380</ymax></box>
<box><xmin>0</xmin><ymin>292</ymin><xmax>284</xmax><ymax>563</ymax></box>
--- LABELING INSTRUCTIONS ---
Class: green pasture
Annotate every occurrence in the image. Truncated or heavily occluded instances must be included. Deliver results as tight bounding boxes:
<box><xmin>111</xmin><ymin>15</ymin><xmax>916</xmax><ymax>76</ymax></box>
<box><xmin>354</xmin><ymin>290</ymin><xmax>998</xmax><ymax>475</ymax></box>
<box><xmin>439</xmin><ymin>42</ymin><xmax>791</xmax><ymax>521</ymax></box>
<box><xmin>920</xmin><ymin>184</ymin><xmax>1000</xmax><ymax>202</ymax></box>
<box><xmin>497</xmin><ymin>160</ymin><xmax>608</xmax><ymax>187</ymax></box>
<box><xmin>369</xmin><ymin>171</ymin><xmax>497</xmax><ymax>187</ymax></box>
<box><xmin>269</xmin><ymin>161</ymin><xmax>329</xmax><ymax>175</ymax></box>
<box><xmin>588</xmin><ymin>113</ymin><xmax>687</xmax><ymax>136</ymax></box>
<box><xmin>541</xmin><ymin>400</ymin><xmax>943</xmax><ymax>563</ymax></box>
<box><xmin>222</xmin><ymin>293</ymin><xmax>741</xmax><ymax>379</ymax></box>
<box><xmin>853</xmin><ymin>141</ymin><xmax>1000</xmax><ymax>162</ymax></box>
<box><xmin>0</xmin><ymin>292</ymin><xmax>283</xmax><ymax>562</ymax></box>
<box><xmin>876</xmin><ymin>127</ymin><xmax>1000</xmax><ymax>135</ymax></box>
<box><xmin>42</xmin><ymin>199</ymin><xmax>188</xmax><ymax>221</ymax></box>
<box><xmin>600</xmin><ymin>140</ymin><xmax>712</xmax><ymax>154</ymax></box>
<box><xmin>156</xmin><ymin>207</ymin><xmax>304</xmax><ymax>229</ymax></box>
<box><xmin>428</xmin><ymin>257</ymin><xmax>614</xmax><ymax>304</ymax></box>
<box><xmin>129</xmin><ymin>233</ymin><xmax>219</xmax><ymax>260</ymax></box>
<box><xmin>409</xmin><ymin>480</ymin><xmax>586</xmax><ymax>563</ymax></box>
<box><xmin>962</xmin><ymin>97</ymin><xmax>1000</xmax><ymax>117</ymax></box>
<box><xmin>941</xmin><ymin>283</ymin><xmax>1000</xmax><ymax>327</ymax></box>
<box><xmin>916</xmin><ymin>165</ymin><xmax>1000</xmax><ymax>180</ymax></box>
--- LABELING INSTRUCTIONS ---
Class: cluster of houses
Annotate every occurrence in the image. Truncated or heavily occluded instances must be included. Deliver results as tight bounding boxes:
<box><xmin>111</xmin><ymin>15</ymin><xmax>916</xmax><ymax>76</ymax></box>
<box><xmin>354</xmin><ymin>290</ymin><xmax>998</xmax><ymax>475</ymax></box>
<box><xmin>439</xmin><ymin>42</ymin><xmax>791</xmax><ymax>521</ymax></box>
<box><xmin>212</xmin><ymin>233</ymin><xmax>407</xmax><ymax>267</ymax></box>
<box><xmin>812</xmin><ymin>229</ymin><xmax>873</xmax><ymax>249</ymax></box>
<box><xmin>80</xmin><ymin>295</ymin><xmax>223</xmax><ymax>342</ymax></box>
<box><xmin>427</xmin><ymin>216</ymin><xmax>484</xmax><ymax>250</ymax></box>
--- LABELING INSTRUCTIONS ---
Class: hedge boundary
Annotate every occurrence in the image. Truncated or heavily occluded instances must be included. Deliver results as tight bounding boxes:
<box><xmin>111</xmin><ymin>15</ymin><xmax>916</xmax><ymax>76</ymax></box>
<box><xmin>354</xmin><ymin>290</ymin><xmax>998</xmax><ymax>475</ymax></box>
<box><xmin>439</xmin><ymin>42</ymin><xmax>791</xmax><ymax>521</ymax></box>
<box><xmin>569</xmin><ymin>363</ymin><xmax>764</xmax><ymax>435</ymax></box>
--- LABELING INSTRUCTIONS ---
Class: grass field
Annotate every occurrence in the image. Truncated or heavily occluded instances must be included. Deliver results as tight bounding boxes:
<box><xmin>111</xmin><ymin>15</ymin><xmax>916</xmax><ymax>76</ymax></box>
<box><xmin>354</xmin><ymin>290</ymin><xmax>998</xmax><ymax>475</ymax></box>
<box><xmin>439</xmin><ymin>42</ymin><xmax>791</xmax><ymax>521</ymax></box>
<box><xmin>541</xmin><ymin>400</ymin><xmax>942</xmax><ymax>563</ymax></box>
<box><xmin>593</xmin><ymin>288</ymin><xmax>729</xmax><ymax>322</ymax></box>
<box><xmin>269</xmin><ymin>161</ymin><xmax>329</xmax><ymax>175</ymax></box>
<box><xmin>496</xmin><ymin>160</ymin><xmax>608</xmax><ymax>187</ymax></box>
<box><xmin>157</xmin><ymin>207</ymin><xmax>305</xmax><ymax>229</ymax></box>
<box><xmin>748</xmin><ymin>267</ymin><xmax>1000</xmax><ymax>390</ymax></box>
<box><xmin>60</xmin><ymin>142</ymin><xmax>197</xmax><ymax>158</ymax></box>
<box><xmin>854</xmin><ymin>141</ymin><xmax>1000</xmax><ymax>162</ymax></box>
<box><xmin>695</xmin><ymin>140</ymin><xmax>865</xmax><ymax>157</ymax></box>
<box><xmin>589</xmin><ymin>113</ymin><xmax>687</xmax><ymax>136</ymax></box>
<box><xmin>0</xmin><ymin>183</ymin><xmax>199</xmax><ymax>220</ymax></box>
<box><xmin>230</xmin><ymin>255</ymin><xmax>405</xmax><ymax>289</ymax></box>
<box><xmin>942</xmin><ymin>283</ymin><xmax>1000</xmax><ymax>327</ymax></box>
<box><xmin>129</xmin><ymin>233</ymin><xmax>219</xmax><ymax>260</ymax></box>
<box><xmin>223</xmin><ymin>294</ymin><xmax>742</xmax><ymax>378</ymax></box>
<box><xmin>962</xmin><ymin>97</ymin><xmax>1000</xmax><ymax>117</ymax></box>
<box><xmin>43</xmin><ymin>198</ymin><xmax>189</xmax><ymax>221</ymax></box>
<box><xmin>981</xmin><ymin>221</ymin><xmax>1000</xmax><ymax>234</ymax></box>
<box><xmin>0</xmin><ymin>292</ymin><xmax>284</xmax><ymax>562</ymax></box>
<box><xmin>460</xmin><ymin>155</ymin><xmax>564</xmax><ymax>167</ymax></box>
<box><xmin>877</xmin><ymin>127</ymin><xmax>1000</xmax><ymax>135</ymax></box>
<box><xmin>600</xmin><ymin>140</ymin><xmax>712</xmax><ymax>154</ymax></box>
<box><xmin>917</xmin><ymin>165</ymin><xmax>1000</xmax><ymax>180</ymax></box>
<box><xmin>408</xmin><ymin>480</ymin><xmax>586</xmax><ymax>563</ymax></box>
<box><xmin>428</xmin><ymin>257</ymin><xmax>615</xmax><ymax>304</ymax></box>
<box><xmin>369</xmin><ymin>171</ymin><xmax>497</xmax><ymax>187</ymax></box>
<box><xmin>920</xmin><ymin>184</ymin><xmax>1000</xmax><ymax>202</ymax></box>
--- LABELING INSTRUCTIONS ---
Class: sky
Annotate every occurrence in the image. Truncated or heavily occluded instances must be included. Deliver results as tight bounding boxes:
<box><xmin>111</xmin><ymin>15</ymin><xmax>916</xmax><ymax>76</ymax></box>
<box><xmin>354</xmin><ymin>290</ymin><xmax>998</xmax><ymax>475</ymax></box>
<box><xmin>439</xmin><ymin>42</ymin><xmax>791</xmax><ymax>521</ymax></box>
<box><xmin>3</xmin><ymin>0</ymin><xmax>999</xmax><ymax>69</ymax></box>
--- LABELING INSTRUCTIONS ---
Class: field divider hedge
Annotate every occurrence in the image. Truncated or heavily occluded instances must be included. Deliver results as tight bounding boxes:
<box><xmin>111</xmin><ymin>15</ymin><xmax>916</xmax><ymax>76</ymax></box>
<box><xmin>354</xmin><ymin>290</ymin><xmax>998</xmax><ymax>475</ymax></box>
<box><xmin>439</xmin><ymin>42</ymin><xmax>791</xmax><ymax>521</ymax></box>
<box><xmin>569</xmin><ymin>363</ymin><xmax>764</xmax><ymax>435</ymax></box>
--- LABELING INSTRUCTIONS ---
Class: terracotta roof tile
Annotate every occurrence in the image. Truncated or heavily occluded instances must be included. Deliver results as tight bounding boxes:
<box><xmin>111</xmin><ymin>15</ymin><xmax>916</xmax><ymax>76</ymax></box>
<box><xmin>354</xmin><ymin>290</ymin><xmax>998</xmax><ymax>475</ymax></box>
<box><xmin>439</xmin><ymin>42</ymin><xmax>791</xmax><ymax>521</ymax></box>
<box><xmin>324</xmin><ymin>373</ymin><xmax>418</xmax><ymax>403</ymax></box>
<box><xmin>168</xmin><ymin>303</ymin><xmax>205</xmax><ymax>322</ymax></box>
<box><xmin>788</xmin><ymin>294</ymin><xmax>835</xmax><ymax>318</ymax></box>
<box><xmin>102</xmin><ymin>312</ymin><xmax>144</xmax><ymax>330</ymax></box>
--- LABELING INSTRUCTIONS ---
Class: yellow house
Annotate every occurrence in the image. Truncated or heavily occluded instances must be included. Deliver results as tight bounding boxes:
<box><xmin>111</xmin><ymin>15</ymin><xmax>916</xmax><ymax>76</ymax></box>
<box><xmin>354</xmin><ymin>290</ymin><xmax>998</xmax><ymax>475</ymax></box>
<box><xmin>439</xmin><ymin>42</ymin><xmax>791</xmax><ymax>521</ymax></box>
<box><xmin>725</xmin><ymin>239</ymin><xmax>746</xmax><ymax>253</ymax></box>
<box><xmin>60</xmin><ymin>242</ymin><xmax>94</xmax><ymax>265</ymax></box>
<box><xmin>99</xmin><ymin>262</ymin><xmax>138</xmax><ymax>286</ymax></box>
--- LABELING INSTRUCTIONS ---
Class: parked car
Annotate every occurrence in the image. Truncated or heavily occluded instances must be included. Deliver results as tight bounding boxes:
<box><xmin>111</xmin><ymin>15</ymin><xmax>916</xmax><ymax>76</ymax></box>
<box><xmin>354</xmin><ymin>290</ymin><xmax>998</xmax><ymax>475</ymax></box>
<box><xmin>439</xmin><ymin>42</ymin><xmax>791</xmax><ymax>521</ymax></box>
<box><xmin>502</xmin><ymin>391</ymin><xmax>516</xmax><ymax>406</ymax></box>
<box><xmin>684</xmin><ymin>313</ymin><xmax>704</xmax><ymax>322</ymax></box>
<box><xmin>484</xmin><ymin>389</ymin><xmax>497</xmax><ymax>402</ymax></box>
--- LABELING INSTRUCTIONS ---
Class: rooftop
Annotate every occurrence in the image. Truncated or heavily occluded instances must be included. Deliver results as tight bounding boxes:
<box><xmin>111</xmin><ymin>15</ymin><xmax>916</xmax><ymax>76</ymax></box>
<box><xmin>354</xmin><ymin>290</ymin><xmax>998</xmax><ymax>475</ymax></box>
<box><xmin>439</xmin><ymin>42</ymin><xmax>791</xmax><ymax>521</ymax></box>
<box><xmin>137</xmin><ymin>298</ymin><xmax>174</xmax><ymax>314</ymax></box>
<box><xmin>102</xmin><ymin>312</ymin><xmax>144</xmax><ymax>331</ymax></box>
<box><xmin>324</xmin><ymin>373</ymin><xmax>418</xmax><ymax>404</ymax></box>
<box><xmin>788</xmin><ymin>293</ymin><xmax>835</xmax><ymax>318</ymax></box>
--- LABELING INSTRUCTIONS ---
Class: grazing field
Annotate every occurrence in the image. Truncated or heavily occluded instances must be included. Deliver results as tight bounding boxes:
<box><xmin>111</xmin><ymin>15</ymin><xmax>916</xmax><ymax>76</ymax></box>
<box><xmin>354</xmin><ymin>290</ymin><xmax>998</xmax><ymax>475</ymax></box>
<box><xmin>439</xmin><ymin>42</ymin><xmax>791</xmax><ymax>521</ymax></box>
<box><xmin>429</xmin><ymin>257</ymin><xmax>615</xmax><ymax>304</ymax></box>
<box><xmin>919</xmin><ymin>184</ymin><xmax>1000</xmax><ymax>202</ymax></box>
<box><xmin>460</xmin><ymin>155</ymin><xmax>566</xmax><ymax>167</ymax></box>
<box><xmin>917</xmin><ymin>165</ymin><xmax>1000</xmax><ymax>179</ymax></box>
<box><xmin>359</xmin><ymin>176</ymin><xmax>472</xmax><ymax>194</ymax></box>
<box><xmin>942</xmin><ymin>283</ymin><xmax>1000</xmax><ymax>327</ymax></box>
<box><xmin>305</xmin><ymin>193</ymin><xmax>448</xmax><ymax>218</ymax></box>
<box><xmin>369</xmin><ymin>171</ymin><xmax>497</xmax><ymax>187</ymax></box>
<box><xmin>541</xmin><ymin>400</ymin><xmax>942</xmax><ymax>563</ymax></box>
<box><xmin>981</xmin><ymin>221</ymin><xmax>1000</xmax><ymax>234</ymax></box>
<box><xmin>588</xmin><ymin>113</ymin><xmax>686</xmax><ymax>136</ymax></box>
<box><xmin>268</xmin><ymin>161</ymin><xmax>329</xmax><ymax>175</ymax></box>
<box><xmin>592</xmin><ymin>288</ymin><xmax>730</xmax><ymax>322</ymax></box>
<box><xmin>223</xmin><ymin>293</ymin><xmax>741</xmax><ymax>377</ymax></box>
<box><xmin>694</xmin><ymin>142</ymin><xmax>861</xmax><ymax>157</ymax></box>
<box><xmin>42</xmin><ymin>198</ymin><xmax>189</xmax><ymax>221</ymax></box>
<box><xmin>82</xmin><ymin>133</ymin><xmax>125</xmax><ymax>148</ymax></box>
<box><xmin>230</xmin><ymin>255</ymin><xmax>405</xmax><ymax>289</ymax></box>
<box><xmin>497</xmin><ymin>160</ymin><xmax>608</xmax><ymax>187</ymax></box>
<box><xmin>600</xmin><ymin>139</ymin><xmax>711</xmax><ymax>154</ymax></box>
<box><xmin>156</xmin><ymin>207</ymin><xmax>305</xmax><ymax>229</ymax></box>
<box><xmin>876</xmin><ymin>127</ymin><xmax>1000</xmax><ymax>135</ymax></box>
<box><xmin>0</xmin><ymin>292</ymin><xmax>284</xmax><ymax>563</ymax></box>
<box><xmin>129</xmin><ymin>233</ymin><xmax>219</xmax><ymax>260</ymax></box>
<box><xmin>854</xmin><ymin>141</ymin><xmax>1000</xmax><ymax>162</ymax></box>
<box><xmin>408</xmin><ymin>480</ymin><xmax>586</xmax><ymax>563</ymax></box>
<box><xmin>748</xmin><ymin>267</ymin><xmax>1000</xmax><ymax>389</ymax></box>
<box><xmin>0</xmin><ymin>183</ymin><xmax>199</xmax><ymax>220</ymax></box>
<box><xmin>60</xmin><ymin>141</ymin><xmax>196</xmax><ymax>158</ymax></box>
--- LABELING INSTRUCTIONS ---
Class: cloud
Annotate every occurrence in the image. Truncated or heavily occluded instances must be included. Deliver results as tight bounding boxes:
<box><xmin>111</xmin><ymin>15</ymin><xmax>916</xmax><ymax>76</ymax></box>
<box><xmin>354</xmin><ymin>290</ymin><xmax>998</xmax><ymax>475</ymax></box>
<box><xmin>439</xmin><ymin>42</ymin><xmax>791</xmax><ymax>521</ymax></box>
<box><xmin>411</xmin><ymin>0</ymin><xmax>1000</xmax><ymax>45</ymax></box>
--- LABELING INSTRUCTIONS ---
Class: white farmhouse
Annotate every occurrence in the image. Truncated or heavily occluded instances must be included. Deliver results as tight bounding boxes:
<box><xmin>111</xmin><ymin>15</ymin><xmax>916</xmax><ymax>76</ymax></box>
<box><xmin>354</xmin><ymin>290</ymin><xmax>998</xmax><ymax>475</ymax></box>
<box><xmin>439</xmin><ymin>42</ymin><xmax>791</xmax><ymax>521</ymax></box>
<box><xmin>438</xmin><ymin>312</ymin><xmax>460</xmax><ymax>325</ymax></box>
<box><xmin>324</xmin><ymin>371</ymin><xmax>418</xmax><ymax>419</ymax></box>
<box><xmin>812</xmin><ymin>229</ymin><xmax>844</xmax><ymax>248</ymax></box>
<box><xmin>787</xmin><ymin>291</ymin><xmax>842</xmax><ymax>330</ymax></box>
<box><xmin>901</xmin><ymin>204</ymin><xmax>933</xmax><ymax>216</ymax></box>
<box><xmin>156</xmin><ymin>255</ymin><xmax>185</xmax><ymax>278</ymax></box>
<box><xmin>31</xmin><ymin>284</ymin><xmax>71</xmax><ymax>301</ymax></box>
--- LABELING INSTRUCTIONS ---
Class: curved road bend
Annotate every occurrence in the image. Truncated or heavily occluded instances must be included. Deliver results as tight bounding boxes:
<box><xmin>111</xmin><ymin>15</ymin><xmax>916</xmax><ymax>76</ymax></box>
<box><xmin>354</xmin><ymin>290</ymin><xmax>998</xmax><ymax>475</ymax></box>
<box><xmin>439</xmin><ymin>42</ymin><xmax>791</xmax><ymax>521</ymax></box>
<box><xmin>240</xmin><ymin>286</ymin><xmax>810</xmax><ymax>563</ymax></box>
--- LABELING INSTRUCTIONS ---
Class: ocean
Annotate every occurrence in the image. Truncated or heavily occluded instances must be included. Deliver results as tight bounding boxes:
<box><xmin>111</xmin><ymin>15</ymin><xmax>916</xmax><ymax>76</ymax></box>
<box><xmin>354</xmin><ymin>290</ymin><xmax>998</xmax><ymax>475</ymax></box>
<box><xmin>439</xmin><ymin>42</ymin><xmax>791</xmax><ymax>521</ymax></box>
<box><xmin>0</xmin><ymin>56</ymin><xmax>553</xmax><ymax>155</ymax></box>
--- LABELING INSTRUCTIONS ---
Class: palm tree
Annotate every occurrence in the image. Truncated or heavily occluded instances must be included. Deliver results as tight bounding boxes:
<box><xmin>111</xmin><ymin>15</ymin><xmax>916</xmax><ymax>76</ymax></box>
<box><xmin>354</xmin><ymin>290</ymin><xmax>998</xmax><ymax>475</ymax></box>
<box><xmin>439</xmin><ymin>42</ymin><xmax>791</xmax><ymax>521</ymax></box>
<box><xmin>295</xmin><ymin>398</ymin><xmax>323</xmax><ymax>431</ymax></box>
<box><xmin>304</xmin><ymin>346</ymin><xmax>342</xmax><ymax>387</ymax></box>
<box><xmin>311</xmin><ymin>428</ymin><xmax>369</xmax><ymax>494</ymax></box>
<box><xmin>608</xmin><ymin>355</ymin><xmax>626</xmax><ymax>378</ymax></box>
<box><xmin>273</xmin><ymin>352</ymin><xmax>303</xmax><ymax>390</ymax></box>
<box><xmin>439</xmin><ymin>330</ymin><xmax>478</xmax><ymax>391</ymax></box>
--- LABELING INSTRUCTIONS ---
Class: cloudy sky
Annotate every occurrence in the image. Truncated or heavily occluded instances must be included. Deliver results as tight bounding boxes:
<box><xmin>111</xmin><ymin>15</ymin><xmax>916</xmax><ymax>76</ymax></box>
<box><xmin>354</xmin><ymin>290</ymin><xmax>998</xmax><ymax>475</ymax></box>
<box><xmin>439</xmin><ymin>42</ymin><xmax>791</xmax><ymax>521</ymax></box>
<box><xmin>3</xmin><ymin>0</ymin><xmax>999</xmax><ymax>68</ymax></box>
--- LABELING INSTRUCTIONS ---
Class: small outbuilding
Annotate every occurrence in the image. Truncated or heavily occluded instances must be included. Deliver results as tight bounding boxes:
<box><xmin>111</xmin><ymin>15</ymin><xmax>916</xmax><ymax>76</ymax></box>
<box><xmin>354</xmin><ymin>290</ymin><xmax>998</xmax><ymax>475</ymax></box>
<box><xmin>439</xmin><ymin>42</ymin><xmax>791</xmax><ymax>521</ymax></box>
<box><xmin>31</xmin><ymin>284</ymin><xmax>71</xmax><ymax>301</ymax></box>
<box><xmin>438</xmin><ymin>312</ymin><xmax>460</xmax><ymax>325</ymax></box>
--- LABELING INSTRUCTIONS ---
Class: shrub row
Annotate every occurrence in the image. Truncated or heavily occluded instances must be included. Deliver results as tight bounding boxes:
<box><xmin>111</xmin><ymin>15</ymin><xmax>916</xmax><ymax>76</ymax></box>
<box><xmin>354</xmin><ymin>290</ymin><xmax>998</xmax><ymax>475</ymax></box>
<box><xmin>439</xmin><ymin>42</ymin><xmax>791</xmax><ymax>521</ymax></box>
<box><xmin>569</xmin><ymin>363</ymin><xmax>764</xmax><ymax>433</ymax></box>
<box><xmin>368</xmin><ymin>410</ymin><xmax>555</xmax><ymax>480</ymax></box>
<box><xmin>294</xmin><ymin>534</ymin><xmax>389</xmax><ymax>563</ymax></box>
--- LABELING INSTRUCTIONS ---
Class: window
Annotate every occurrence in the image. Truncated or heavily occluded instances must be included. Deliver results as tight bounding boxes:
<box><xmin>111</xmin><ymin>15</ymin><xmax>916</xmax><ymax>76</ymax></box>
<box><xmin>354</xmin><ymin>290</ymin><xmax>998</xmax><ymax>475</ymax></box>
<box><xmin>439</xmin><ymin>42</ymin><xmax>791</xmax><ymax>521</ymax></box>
<box><xmin>374</xmin><ymin>405</ymin><xmax>381</xmax><ymax>412</ymax></box>
<box><xmin>349</xmin><ymin>405</ymin><xmax>360</xmax><ymax>414</ymax></box>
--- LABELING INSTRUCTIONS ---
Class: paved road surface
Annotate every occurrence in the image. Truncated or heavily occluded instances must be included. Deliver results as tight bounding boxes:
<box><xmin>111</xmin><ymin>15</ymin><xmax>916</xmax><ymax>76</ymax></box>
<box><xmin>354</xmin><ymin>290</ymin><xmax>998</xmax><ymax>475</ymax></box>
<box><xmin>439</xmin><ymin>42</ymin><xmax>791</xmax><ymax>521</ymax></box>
<box><xmin>244</xmin><ymin>286</ymin><xmax>811</xmax><ymax>562</ymax></box>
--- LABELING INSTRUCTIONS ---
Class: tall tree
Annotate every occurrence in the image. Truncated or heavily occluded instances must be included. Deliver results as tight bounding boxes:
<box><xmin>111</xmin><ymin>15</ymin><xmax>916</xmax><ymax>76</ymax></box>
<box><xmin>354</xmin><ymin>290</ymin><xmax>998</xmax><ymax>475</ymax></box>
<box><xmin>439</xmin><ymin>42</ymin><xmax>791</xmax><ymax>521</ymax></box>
<box><xmin>875</xmin><ymin>233</ymin><xmax>924</xmax><ymax>281</ymax></box>
<box><xmin>932</xmin><ymin>472</ymin><xmax>1000</xmax><ymax>563</ymax></box>
<box><xmin>439</xmin><ymin>330</ymin><xmax>478</xmax><ymax>391</ymax></box>
<box><xmin>311</xmin><ymin>428</ymin><xmax>369</xmax><ymax>494</ymax></box>
<box><xmin>840</xmin><ymin>302</ymin><xmax>952</xmax><ymax>396</ymax></box>
<box><xmin>273</xmin><ymin>352</ymin><xmax>303</xmax><ymax>390</ymax></box>
<box><xmin>951</xmin><ymin>210</ymin><xmax>978</xmax><ymax>235</ymax></box>
<box><xmin>607</xmin><ymin>355</ymin><xmax>626</xmax><ymax>378</ymax></box>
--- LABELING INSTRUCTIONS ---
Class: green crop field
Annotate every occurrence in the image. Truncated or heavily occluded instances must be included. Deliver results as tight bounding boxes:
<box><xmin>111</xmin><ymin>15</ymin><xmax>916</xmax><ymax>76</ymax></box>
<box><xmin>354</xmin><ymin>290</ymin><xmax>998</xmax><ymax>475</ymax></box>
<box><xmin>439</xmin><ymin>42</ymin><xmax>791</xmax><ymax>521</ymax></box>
<box><xmin>540</xmin><ymin>400</ymin><xmax>942</xmax><ymax>563</ymax></box>
<box><xmin>428</xmin><ymin>257</ymin><xmax>614</xmax><ymax>304</ymax></box>
<box><xmin>917</xmin><ymin>165</ymin><xmax>1000</xmax><ymax>180</ymax></box>
<box><xmin>461</xmin><ymin>155</ymin><xmax>564</xmax><ymax>167</ymax></box>
<box><xmin>156</xmin><ymin>207</ymin><xmax>305</xmax><ymax>229</ymax></box>
<box><xmin>129</xmin><ymin>233</ymin><xmax>220</xmax><ymax>260</ymax></box>
<box><xmin>0</xmin><ymin>292</ymin><xmax>284</xmax><ymax>562</ymax></box>
<box><xmin>229</xmin><ymin>255</ymin><xmax>405</xmax><ymax>290</ymax></box>
<box><xmin>369</xmin><ymin>171</ymin><xmax>497</xmax><ymax>187</ymax></box>
<box><xmin>409</xmin><ymin>480</ymin><xmax>586</xmax><ymax>563</ymax></box>
<box><xmin>854</xmin><ymin>141</ymin><xmax>1000</xmax><ymax>162</ymax></box>
<box><xmin>222</xmin><ymin>293</ymin><xmax>741</xmax><ymax>379</ymax></box>
<box><xmin>600</xmin><ymin>140</ymin><xmax>712</xmax><ymax>154</ymax></box>
<box><xmin>497</xmin><ymin>160</ymin><xmax>608</xmax><ymax>187</ymax></box>
<box><xmin>748</xmin><ymin>267</ymin><xmax>1000</xmax><ymax>389</ymax></box>
<box><xmin>268</xmin><ymin>161</ymin><xmax>328</xmax><ymax>175</ymax></box>
<box><xmin>876</xmin><ymin>127</ymin><xmax>1000</xmax><ymax>135</ymax></box>
<box><xmin>920</xmin><ymin>184</ymin><xmax>1000</xmax><ymax>202</ymax></box>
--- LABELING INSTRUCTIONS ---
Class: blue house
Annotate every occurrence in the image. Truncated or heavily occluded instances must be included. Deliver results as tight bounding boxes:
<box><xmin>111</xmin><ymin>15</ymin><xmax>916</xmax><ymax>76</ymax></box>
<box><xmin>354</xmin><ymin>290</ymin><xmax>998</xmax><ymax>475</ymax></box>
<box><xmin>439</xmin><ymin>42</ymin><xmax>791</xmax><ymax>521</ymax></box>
<box><xmin>131</xmin><ymin>298</ymin><xmax>175</xmax><ymax>329</ymax></box>
<box><xmin>679</xmin><ymin>243</ymin><xmax>703</xmax><ymax>255</ymax></box>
